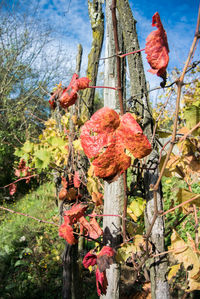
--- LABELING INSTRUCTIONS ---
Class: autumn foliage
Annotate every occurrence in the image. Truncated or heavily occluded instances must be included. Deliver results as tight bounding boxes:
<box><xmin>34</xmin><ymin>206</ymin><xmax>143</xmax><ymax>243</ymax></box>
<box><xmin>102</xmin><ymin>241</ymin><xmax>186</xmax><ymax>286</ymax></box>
<box><xmin>83</xmin><ymin>246</ymin><xmax>115</xmax><ymax>296</ymax></box>
<box><xmin>145</xmin><ymin>12</ymin><xmax>169</xmax><ymax>80</ymax></box>
<box><xmin>80</xmin><ymin>107</ymin><xmax>152</xmax><ymax>181</ymax></box>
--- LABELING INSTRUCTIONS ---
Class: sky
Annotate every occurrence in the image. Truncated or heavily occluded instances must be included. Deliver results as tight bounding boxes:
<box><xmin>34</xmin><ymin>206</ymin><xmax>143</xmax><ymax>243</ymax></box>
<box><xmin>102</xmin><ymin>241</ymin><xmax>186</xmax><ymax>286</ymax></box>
<box><xmin>1</xmin><ymin>0</ymin><xmax>199</xmax><ymax>100</ymax></box>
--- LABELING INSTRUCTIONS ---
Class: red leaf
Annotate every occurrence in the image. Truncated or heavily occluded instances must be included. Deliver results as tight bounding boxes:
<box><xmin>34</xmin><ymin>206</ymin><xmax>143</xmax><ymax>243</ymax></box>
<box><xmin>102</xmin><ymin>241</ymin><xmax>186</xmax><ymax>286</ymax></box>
<box><xmin>64</xmin><ymin>203</ymin><xmax>87</xmax><ymax>224</ymax></box>
<box><xmin>59</xmin><ymin>74</ymin><xmax>90</xmax><ymax>109</ymax></box>
<box><xmin>80</xmin><ymin>107</ymin><xmax>120</xmax><ymax>159</ymax></box>
<box><xmin>80</xmin><ymin>107</ymin><xmax>152</xmax><ymax>181</ymax></box>
<box><xmin>96</xmin><ymin>268</ymin><xmax>108</xmax><ymax>296</ymax></box>
<box><xmin>58</xmin><ymin>188</ymin><xmax>68</xmax><ymax>201</ymax></box>
<box><xmin>97</xmin><ymin>246</ymin><xmax>115</xmax><ymax>272</ymax></box>
<box><xmin>92</xmin><ymin>141</ymin><xmax>131</xmax><ymax>182</ymax></box>
<box><xmin>61</xmin><ymin>176</ymin><xmax>68</xmax><ymax>189</ymax></box>
<box><xmin>145</xmin><ymin>12</ymin><xmax>169</xmax><ymax>78</ymax></box>
<box><xmin>76</xmin><ymin>77</ymin><xmax>90</xmax><ymax>90</ymax></box>
<box><xmin>82</xmin><ymin>251</ymin><xmax>97</xmax><ymax>269</ymax></box>
<box><xmin>79</xmin><ymin>216</ymin><xmax>103</xmax><ymax>239</ymax></box>
<box><xmin>9</xmin><ymin>183</ymin><xmax>17</xmax><ymax>196</ymax></box>
<box><xmin>73</xmin><ymin>171</ymin><xmax>81</xmax><ymax>188</ymax></box>
<box><xmin>59</xmin><ymin>222</ymin><xmax>77</xmax><ymax>245</ymax></box>
<box><xmin>98</xmin><ymin>246</ymin><xmax>115</xmax><ymax>258</ymax></box>
<box><xmin>117</xmin><ymin>113</ymin><xmax>152</xmax><ymax>159</ymax></box>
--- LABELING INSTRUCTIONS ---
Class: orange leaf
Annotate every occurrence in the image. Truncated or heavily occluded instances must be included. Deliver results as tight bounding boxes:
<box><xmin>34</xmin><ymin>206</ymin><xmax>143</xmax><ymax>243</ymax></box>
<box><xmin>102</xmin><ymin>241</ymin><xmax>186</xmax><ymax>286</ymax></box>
<box><xmin>79</xmin><ymin>216</ymin><xmax>103</xmax><ymax>239</ymax></box>
<box><xmin>73</xmin><ymin>171</ymin><xmax>81</xmax><ymax>188</ymax></box>
<box><xmin>59</xmin><ymin>188</ymin><xmax>68</xmax><ymax>201</ymax></box>
<box><xmin>64</xmin><ymin>203</ymin><xmax>87</xmax><ymax>224</ymax></box>
<box><xmin>92</xmin><ymin>192</ymin><xmax>103</xmax><ymax>206</ymax></box>
<box><xmin>59</xmin><ymin>223</ymin><xmax>77</xmax><ymax>245</ymax></box>
<box><xmin>80</xmin><ymin>107</ymin><xmax>152</xmax><ymax>181</ymax></box>
<box><xmin>145</xmin><ymin>12</ymin><xmax>169</xmax><ymax>79</ymax></box>
<box><xmin>9</xmin><ymin>183</ymin><xmax>17</xmax><ymax>196</ymax></box>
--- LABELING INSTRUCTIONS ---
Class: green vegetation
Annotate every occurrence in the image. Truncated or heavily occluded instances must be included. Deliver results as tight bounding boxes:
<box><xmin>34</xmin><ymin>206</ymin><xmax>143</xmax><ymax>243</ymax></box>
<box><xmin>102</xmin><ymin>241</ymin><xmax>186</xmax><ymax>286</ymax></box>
<box><xmin>0</xmin><ymin>182</ymin><xmax>64</xmax><ymax>299</ymax></box>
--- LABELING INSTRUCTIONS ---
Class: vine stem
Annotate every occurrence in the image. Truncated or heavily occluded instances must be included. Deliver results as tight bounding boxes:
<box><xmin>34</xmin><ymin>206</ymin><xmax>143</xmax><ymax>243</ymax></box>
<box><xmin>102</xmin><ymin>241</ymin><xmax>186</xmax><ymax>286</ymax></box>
<box><xmin>145</xmin><ymin>5</ymin><xmax>200</xmax><ymax>240</ymax></box>
<box><xmin>110</xmin><ymin>0</ymin><xmax>128</xmax><ymax>243</ymax></box>
<box><xmin>0</xmin><ymin>206</ymin><xmax>59</xmax><ymax>226</ymax></box>
<box><xmin>0</xmin><ymin>174</ymin><xmax>38</xmax><ymax>189</ymax></box>
<box><xmin>88</xmin><ymin>85</ymin><xmax>118</xmax><ymax>91</ymax></box>
<box><xmin>162</xmin><ymin>194</ymin><xmax>200</xmax><ymax>216</ymax></box>
<box><xmin>119</xmin><ymin>48</ymin><xmax>145</xmax><ymax>58</ymax></box>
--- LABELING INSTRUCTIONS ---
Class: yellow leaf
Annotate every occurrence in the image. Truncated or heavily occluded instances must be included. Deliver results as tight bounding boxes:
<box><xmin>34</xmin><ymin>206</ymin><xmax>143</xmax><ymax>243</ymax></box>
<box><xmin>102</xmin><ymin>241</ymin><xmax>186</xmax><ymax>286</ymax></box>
<box><xmin>167</xmin><ymin>264</ymin><xmax>181</xmax><ymax>281</ymax></box>
<box><xmin>73</xmin><ymin>139</ymin><xmax>83</xmax><ymax>152</ymax></box>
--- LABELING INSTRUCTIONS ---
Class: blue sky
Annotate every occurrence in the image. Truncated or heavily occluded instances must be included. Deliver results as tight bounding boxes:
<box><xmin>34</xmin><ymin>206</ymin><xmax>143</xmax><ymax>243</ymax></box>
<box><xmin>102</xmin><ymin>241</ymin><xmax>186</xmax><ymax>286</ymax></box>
<box><xmin>2</xmin><ymin>0</ymin><xmax>199</xmax><ymax>96</ymax></box>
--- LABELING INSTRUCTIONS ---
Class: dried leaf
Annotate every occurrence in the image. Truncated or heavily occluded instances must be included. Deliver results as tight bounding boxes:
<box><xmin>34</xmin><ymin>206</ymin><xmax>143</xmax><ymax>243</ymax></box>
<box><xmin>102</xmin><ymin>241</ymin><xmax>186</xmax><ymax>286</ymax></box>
<box><xmin>9</xmin><ymin>183</ymin><xmax>17</xmax><ymax>196</ymax></box>
<box><xmin>169</xmin><ymin>230</ymin><xmax>200</xmax><ymax>292</ymax></box>
<box><xmin>73</xmin><ymin>171</ymin><xmax>81</xmax><ymax>188</ymax></box>
<box><xmin>58</xmin><ymin>188</ymin><xmax>68</xmax><ymax>201</ymax></box>
<box><xmin>82</xmin><ymin>251</ymin><xmax>97</xmax><ymax>269</ymax></box>
<box><xmin>145</xmin><ymin>12</ymin><xmax>169</xmax><ymax>79</ymax></box>
<box><xmin>96</xmin><ymin>268</ymin><xmax>108</xmax><ymax>296</ymax></box>
<box><xmin>97</xmin><ymin>246</ymin><xmax>115</xmax><ymax>273</ymax></box>
<box><xmin>64</xmin><ymin>203</ymin><xmax>87</xmax><ymax>224</ymax></box>
<box><xmin>79</xmin><ymin>216</ymin><xmax>103</xmax><ymax>239</ymax></box>
<box><xmin>167</xmin><ymin>264</ymin><xmax>181</xmax><ymax>281</ymax></box>
<box><xmin>92</xmin><ymin>192</ymin><xmax>103</xmax><ymax>206</ymax></box>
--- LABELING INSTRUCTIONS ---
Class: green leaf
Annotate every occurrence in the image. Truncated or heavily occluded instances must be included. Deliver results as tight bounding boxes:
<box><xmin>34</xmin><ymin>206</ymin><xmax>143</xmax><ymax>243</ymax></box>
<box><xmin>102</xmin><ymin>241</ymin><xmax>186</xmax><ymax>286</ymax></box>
<box><xmin>14</xmin><ymin>260</ymin><xmax>26</xmax><ymax>267</ymax></box>
<box><xmin>34</xmin><ymin>149</ymin><xmax>51</xmax><ymax>169</ymax></box>
<box><xmin>47</xmin><ymin>136</ymin><xmax>66</xmax><ymax>147</ymax></box>
<box><xmin>22</xmin><ymin>141</ymin><xmax>33</xmax><ymax>153</ymax></box>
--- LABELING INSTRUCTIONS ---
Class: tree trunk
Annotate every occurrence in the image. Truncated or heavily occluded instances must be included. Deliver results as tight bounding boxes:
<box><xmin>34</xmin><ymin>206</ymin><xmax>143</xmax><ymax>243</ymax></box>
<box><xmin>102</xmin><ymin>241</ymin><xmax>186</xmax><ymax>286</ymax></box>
<box><xmin>101</xmin><ymin>1</ymin><xmax>125</xmax><ymax>298</ymax></box>
<box><xmin>117</xmin><ymin>1</ymin><xmax>170</xmax><ymax>298</ymax></box>
<box><xmin>81</xmin><ymin>0</ymin><xmax>104</xmax><ymax>119</ymax></box>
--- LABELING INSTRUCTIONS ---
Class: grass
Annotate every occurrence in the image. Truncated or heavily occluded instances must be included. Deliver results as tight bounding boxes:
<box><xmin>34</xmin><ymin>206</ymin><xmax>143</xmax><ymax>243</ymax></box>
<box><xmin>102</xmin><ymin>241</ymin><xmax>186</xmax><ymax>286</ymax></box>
<box><xmin>0</xmin><ymin>182</ymin><xmax>64</xmax><ymax>299</ymax></box>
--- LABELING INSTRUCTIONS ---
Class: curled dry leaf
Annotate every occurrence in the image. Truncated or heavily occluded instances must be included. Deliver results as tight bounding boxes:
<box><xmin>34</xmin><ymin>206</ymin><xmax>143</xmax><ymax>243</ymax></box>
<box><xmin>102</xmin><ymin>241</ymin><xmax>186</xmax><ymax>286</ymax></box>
<box><xmin>145</xmin><ymin>12</ymin><xmax>169</xmax><ymax>81</ymax></box>
<box><xmin>92</xmin><ymin>192</ymin><xmax>103</xmax><ymax>206</ymax></box>
<box><xmin>96</xmin><ymin>268</ymin><xmax>108</xmax><ymax>296</ymax></box>
<box><xmin>79</xmin><ymin>216</ymin><xmax>103</xmax><ymax>239</ymax></box>
<box><xmin>64</xmin><ymin>203</ymin><xmax>88</xmax><ymax>224</ymax></box>
<box><xmin>9</xmin><ymin>183</ymin><xmax>17</xmax><ymax>196</ymax></box>
<box><xmin>59</xmin><ymin>74</ymin><xmax>90</xmax><ymax>109</ymax></box>
<box><xmin>97</xmin><ymin>246</ymin><xmax>115</xmax><ymax>273</ymax></box>
<box><xmin>82</xmin><ymin>251</ymin><xmax>97</xmax><ymax>269</ymax></box>
<box><xmin>80</xmin><ymin>107</ymin><xmax>152</xmax><ymax>182</ymax></box>
<box><xmin>73</xmin><ymin>171</ymin><xmax>81</xmax><ymax>188</ymax></box>
<box><xmin>58</xmin><ymin>188</ymin><xmax>68</xmax><ymax>201</ymax></box>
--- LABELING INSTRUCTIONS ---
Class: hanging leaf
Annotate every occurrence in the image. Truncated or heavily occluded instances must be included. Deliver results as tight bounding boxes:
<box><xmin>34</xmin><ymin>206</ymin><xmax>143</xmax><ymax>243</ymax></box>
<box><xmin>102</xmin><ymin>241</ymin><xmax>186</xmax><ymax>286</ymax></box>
<box><xmin>96</xmin><ymin>268</ymin><xmax>108</xmax><ymax>296</ymax></box>
<box><xmin>145</xmin><ymin>12</ymin><xmax>169</xmax><ymax>81</ymax></box>
<box><xmin>73</xmin><ymin>171</ymin><xmax>81</xmax><ymax>188</ymax></box>
<box><xmin>58</xmin><ymin>188</ymin><xmax>68</xmax><ymax>201</ymax></box>
<box><xmin>79</xmin><ymin>216</ymin><xmax>103</xmax><ymax>239</ymax></box>
<box><xmin>82</xmin><ymin>251</ymin><xmax>97</xmax><ymax>269</ymax></box>
<box><xmin>59</xmin><ymin>223</ymin><xmax>77</xmax><ymax>245</ymax></box>
<box><xmin>176</xmin><ymin>188</ymin><xmax>200</xmax><ymax>213</ymax></box>
<box><xmin>80</xmin><ymin>107</ymin><xmax>152</xmax><ymax>182</ymax></box>
<box><xmin>92</xmin><ymin>192</ymin><xmax>103</xmax><ymax>206</ymax></box>
<box><xmin>169</xmin><ymin>230</ymin><xmax>200</xmax><ymax>292</ymax></box>
<box><xmin>63</xmin><ymin>203</ymin><xmax>88</xmax><ymax>224</ymax></box>
<box><xmin>9</xmin><ymin>183</ymin><xmax>17</xmax><ymax>196</ymax></box>
<box><xmin>97</xmin><ymin>246</ymin><xmax>115</xmax><ymax>272</ymax></box>
<box><xmin>59</xmin><ymin>74</ymin><xmax>90</xmax><ymax>109</ymax></box>
<box><xmin>117</xmin><ymin>113</ymin><xmax>152</xmax><ymax>159</ymax></box>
